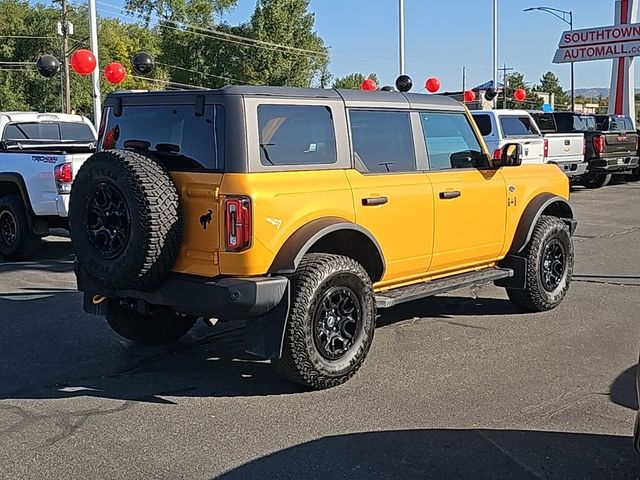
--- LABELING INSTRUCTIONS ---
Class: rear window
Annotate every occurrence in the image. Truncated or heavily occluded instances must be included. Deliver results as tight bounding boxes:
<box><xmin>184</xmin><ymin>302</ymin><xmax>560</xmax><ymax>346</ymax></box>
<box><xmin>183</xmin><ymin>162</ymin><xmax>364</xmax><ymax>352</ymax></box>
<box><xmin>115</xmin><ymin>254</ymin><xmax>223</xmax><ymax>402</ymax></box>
<box><xmin>500</xmin><ymin>116</ymin><xmax>539</xmax><ymax>137</ymax></box>
<box><xmin>257</xmin><ymin>105</ymin><xmax>337</xmax><ymax>166</ymax></box>
<box><xmin>100</xmin><ymin>105</ymin><xmax>225</xmax><ymax>171</ymax></box>
<box><xmin>532</xmin><ymin>113</ymin><xmax>556</xmax><ymax>133</ymax></box>
<box><xmin>472</xmin><ymin>114</ymin><xmax>493</xmax><ymax>136</ymax></box>
<box><xmin>573</xmin><ymin>115</ymin><xmax>597</xmax><ymax>132</ymax></box>
<box><xmin>2</xmin><ymin>122</ymin><xmax>95</xmax><ymax>142</ymax></box>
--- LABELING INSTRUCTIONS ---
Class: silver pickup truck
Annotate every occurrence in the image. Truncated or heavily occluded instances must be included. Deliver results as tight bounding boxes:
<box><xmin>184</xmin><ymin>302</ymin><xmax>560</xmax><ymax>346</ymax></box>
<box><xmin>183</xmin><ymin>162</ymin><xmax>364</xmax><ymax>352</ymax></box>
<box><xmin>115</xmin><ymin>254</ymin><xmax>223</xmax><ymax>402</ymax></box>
<box><xmin>530</xmin><ymin>112</ymin><xmax>587</xmax><ymax>181</ymax></box>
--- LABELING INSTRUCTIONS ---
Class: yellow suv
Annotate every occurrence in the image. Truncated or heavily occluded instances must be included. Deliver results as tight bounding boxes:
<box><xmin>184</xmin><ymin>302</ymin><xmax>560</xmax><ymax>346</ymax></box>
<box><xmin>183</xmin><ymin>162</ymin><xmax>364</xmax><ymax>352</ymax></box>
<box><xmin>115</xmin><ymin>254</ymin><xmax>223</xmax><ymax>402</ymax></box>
<box><xmin>69</xmin><ymin>86</ymin><xmax>575</xmax><ymax>389</ymax></box>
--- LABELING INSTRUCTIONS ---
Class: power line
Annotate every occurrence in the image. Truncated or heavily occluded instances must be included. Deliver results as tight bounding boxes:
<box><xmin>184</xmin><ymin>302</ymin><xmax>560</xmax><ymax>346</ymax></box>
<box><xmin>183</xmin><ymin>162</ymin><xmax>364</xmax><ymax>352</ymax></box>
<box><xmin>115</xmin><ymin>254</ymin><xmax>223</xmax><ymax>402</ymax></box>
<box><xmin>0</xmin><ymin>35</ymin><xmax>58</xmax><ymax>39</ymax></box>
<box><xmin>155</xmin><ymin>62</ymin><xmax>253</xmax><ymax>85</ymax></box>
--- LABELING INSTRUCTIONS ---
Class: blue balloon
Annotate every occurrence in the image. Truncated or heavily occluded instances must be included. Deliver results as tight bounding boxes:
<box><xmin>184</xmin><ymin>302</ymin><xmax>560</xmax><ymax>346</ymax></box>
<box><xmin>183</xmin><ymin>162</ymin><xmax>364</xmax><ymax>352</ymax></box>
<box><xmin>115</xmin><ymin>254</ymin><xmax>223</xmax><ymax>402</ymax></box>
<box><xmin>542</xmin><ymin>103</ymin><xmax>554</xmax><ymax>112</ymax></box>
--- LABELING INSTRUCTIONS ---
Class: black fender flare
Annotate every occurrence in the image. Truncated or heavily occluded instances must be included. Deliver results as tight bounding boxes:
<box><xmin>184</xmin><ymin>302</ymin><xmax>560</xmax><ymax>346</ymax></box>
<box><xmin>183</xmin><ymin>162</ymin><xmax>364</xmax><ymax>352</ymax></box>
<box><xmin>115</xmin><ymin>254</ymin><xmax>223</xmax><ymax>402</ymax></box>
<box><xmin>0</xmin><ymin>172</ymin><xmax>35</xmax><ymax>215</ymax></box>
<box><xmin>509</xmin><ymin>193</ymin><xmax>575</xmax><ymax>254</ymax></box>
<box><xmin>268</xmin><ymin>217</ymin><xmax>386</xmax><ymax>280</ymax></box>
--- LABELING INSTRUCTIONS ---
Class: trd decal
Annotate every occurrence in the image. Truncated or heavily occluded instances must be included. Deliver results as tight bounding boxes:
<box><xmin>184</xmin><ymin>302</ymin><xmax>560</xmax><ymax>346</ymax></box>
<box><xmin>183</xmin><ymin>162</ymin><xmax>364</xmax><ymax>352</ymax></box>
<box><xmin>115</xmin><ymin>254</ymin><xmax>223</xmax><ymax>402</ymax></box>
<box><xmin>200</xmin><ymin>210</ymin><xmax>213</xmax><ymax>230</ymax></box>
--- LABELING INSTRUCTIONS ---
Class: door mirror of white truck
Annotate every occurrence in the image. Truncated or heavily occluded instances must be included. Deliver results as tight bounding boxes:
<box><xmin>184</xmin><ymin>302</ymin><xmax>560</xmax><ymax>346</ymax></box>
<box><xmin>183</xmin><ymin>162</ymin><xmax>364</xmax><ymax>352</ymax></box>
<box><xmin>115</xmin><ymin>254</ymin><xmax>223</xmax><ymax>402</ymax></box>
<box><xmin>492</xmin><ymin>143</ymin><xmax>523</xmax><ymax>168</ymax></box>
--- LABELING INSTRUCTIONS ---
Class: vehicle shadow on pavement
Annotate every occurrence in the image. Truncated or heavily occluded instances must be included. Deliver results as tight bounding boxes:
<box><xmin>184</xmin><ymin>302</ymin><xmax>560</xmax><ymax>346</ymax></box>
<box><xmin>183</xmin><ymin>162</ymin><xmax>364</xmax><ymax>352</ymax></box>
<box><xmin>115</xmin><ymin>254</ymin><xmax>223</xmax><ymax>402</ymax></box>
<box><xmin>0</xmin><ymin>291</ymin><xmax>522</xmax><ymax>403</ymax></box>
<box><xmin>377</xmin><ymin>294</ymin><xmax>520</xmax><ymax>328</ymax></box>
<box><xmin>609</xmin><ymin>364</ymin><xmax>639</xmax><ymax>411</ymax></box>
<box><xmin>0</xmin><ymin>238</ymin><xmax>74</xmax><ymax>273</ymax></box>
<box><xmin>214</xmin><ymin>428</ymin><xmax>640</xmax><ymax>480</ymax></box>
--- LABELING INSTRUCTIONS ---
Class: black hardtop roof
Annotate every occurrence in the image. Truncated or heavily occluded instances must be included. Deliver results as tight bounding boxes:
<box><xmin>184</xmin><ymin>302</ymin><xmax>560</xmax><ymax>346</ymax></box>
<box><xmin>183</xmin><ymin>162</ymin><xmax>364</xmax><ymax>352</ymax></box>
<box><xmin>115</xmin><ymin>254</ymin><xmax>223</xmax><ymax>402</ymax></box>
<box><xmin>105</xmin><ymin>85</ymin><xmax>464</xmax><ymax>110</ymax></box>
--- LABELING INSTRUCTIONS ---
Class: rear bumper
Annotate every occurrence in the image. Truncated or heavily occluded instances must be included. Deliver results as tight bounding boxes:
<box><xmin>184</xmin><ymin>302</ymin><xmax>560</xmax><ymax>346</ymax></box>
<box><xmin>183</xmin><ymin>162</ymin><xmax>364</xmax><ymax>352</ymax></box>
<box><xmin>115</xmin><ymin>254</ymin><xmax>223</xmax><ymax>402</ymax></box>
<box><xmin>55</xmin><ymin>194</ymin><xmax>69</xmax><ymax>218</ymax></box>
<box><xmin>588</xmin><ymin>155</ymin><xmax>639</xmax><ymax>172</ymax></box>
<box><xmin>75</xmin><ymin>263</ymin><xmax>288</xmax><ymax>321</ymax></box>
<box><xmin>549</xmin><ymin>161</ymin><xmax>588</xmax><ymax>178</ymax></box>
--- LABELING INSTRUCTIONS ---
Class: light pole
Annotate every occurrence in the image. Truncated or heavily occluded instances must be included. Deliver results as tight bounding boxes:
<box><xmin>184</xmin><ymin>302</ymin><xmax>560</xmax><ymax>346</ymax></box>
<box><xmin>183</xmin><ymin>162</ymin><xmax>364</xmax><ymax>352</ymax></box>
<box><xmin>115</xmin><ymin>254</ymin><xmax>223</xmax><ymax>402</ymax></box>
<box><xmin>399</xmin><ymin>0</ymin><xmax>405</xmax><ymax>75</ymax></box>
<box><xmin>88</xmin><ymin>0</ymin><xmax>101</xmax><ymax>127</ymax></box>
<box><xmin>524</xmin><ymin>6</ymin><xmax>575</xmax><ymax>111</ymax></box>
<box><xmin>493</xmin><ymin>0</ymin><xmax>498</xmax><ymax>107</ymax></box>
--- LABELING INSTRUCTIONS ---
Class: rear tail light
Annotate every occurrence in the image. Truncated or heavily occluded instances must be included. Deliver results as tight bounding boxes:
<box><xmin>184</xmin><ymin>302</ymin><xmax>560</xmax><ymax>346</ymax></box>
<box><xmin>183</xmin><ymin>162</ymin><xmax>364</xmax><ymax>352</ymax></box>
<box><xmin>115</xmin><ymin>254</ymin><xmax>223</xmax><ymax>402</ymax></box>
<box><xmin>492</xmin><ymin>148</ymin><xmax>502</xmax><ymax>160</ymax></box>
<box><xmin>636</xmin><ymin>136</ymin><xmax>639</xmax><ymax>153</ymax></box>
<box><xmin>54</xmin><ymin>163</ymin><xmax>73</xmax><ymax>193</ymax></box>
<box><xmin>583</xmin><ymin>139</ymin><xmax>586</xmax><ymax>156</ymax></box>
<box><xmin>593</xmin><ymin>135</ymin><xmax>605</xmax><ymax>154</ymax></box>
<box><xmin>225</xmin><ymin>196</ymin><xmax>251</xmax><ymax>252</ymax></box>
<box><xmin>543</xmin><ymin>139</ymin><xmax>549</xmax><ymax>159</ymax></box>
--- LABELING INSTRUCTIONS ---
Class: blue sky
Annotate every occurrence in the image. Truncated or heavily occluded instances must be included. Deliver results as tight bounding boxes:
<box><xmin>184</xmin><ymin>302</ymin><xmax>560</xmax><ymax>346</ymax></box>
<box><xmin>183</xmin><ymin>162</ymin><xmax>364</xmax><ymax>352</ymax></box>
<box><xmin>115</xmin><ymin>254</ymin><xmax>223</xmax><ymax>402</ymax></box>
<box><xmin>95</xmin><ymin>0</ymin><xmax>628</xmax><ymax>90</ymax></box>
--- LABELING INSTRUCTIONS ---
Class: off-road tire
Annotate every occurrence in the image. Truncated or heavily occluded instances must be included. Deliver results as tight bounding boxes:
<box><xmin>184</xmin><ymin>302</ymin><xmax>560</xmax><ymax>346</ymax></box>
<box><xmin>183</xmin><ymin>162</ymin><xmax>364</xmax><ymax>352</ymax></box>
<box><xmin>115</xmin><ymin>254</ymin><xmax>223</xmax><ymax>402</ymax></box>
<box><xmin>272</xmin><ymin>253</ymin><xmax>376</xmax><ymax>389</ymax></box>
<box><xmin>0</xmin><ymin>195</ymin><xmax>39</xmax><ymax>260</ymax></box>
<box><xmin>69</xmin><ymin>150</ymin><xmax>182</xmax><ymax>290</ymax></box>
<box><xmin>506</xmin><ymin>216</ymin><xmax>573</xmax><ymax>312</ymax></box>
<box><xmin>106</xmin><ymin>302</ymin><xmax>197</xmax><ymax>345</ymax></box>
<box><xmin>582</xmin><ymin>173</ymin><xmax>612</xmax><ymax>189</ymax></box>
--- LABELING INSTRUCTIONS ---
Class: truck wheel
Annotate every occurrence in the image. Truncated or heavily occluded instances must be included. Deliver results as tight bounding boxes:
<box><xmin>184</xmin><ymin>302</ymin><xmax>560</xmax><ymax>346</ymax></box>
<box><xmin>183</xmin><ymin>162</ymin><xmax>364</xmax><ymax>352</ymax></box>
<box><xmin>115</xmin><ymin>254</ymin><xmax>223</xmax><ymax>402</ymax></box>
<box><xmin>106</xmin><ymin>302</ymin><xmax>197</xmax><ymax>345</ymax></box>
<box><xmin>69</xmin><ymin>150</ymin><xmax>182</xmax><ymax>290</ymax></box>
<box><xmin>582</xmin><ymin>173</ymin><xmax>612</xmax><ymax>189</ymax></box>
<box><xmin>272</xmin><ymin>253</ymin><xmax>376</xmax><ymax>389</ymax></box>
<box><xmin>506</xmin><ymin>216</ymin><xmax>573</xmax><ymax>312</ymax></box>
<box><xmin>0</xmin><ymin>195</ymin><xmax>39</xmax><ymax>260</ymax></box>
<box><xmin>628</xmin><ymin>167</ymin><xmax>640</xmax><ymax>182</ymax></box>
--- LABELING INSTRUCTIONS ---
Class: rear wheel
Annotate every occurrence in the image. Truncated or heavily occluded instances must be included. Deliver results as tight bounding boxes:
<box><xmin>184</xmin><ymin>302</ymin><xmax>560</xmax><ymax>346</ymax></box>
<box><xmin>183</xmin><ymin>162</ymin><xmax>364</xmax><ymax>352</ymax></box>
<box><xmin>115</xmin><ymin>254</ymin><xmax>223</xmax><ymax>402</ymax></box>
<box><xmin>0</xmin><ymin>195</ymin><xmax>39</xmax><ymax>260</ymax></box>
<box><xmin>272</xmin><ymin>253</ymin><xmax>376</xmax><ymax>389</ymax></box>
<box><xmin>506</xmin><ymin>216</ymin><xmax>573</xmax><ymax>312</ymax></box>
<box><xmin>106</xmin><ymin>302</ymin><xmax>197</xmax><ymax>345</ymax></box>
<box><xmin>582</xmin><ymin>173</ymin><xmax>612</xmax><ymax>189</ymax></box>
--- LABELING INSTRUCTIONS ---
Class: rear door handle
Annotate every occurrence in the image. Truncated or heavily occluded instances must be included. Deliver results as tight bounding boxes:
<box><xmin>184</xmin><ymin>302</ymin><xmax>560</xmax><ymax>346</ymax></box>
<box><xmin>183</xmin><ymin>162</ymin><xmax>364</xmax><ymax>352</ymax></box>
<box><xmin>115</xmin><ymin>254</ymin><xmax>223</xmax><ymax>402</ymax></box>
<box><xmin>439</xmin><ymin>191</ymin><xmax>461</xmax><ymax>199</ymax></box>
<box><xmin>362</xmin><ymin>196</ymin><xmax>388</xmax><ymax>206</ymax></box>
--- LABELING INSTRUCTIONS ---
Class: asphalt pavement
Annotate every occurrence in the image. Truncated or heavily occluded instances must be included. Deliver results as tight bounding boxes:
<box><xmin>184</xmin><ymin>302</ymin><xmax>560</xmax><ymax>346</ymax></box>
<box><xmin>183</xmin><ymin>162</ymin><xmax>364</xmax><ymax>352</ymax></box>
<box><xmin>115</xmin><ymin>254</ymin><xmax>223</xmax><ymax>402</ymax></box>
<box><xmin>0</xmin><ymin>181</ymin><xmax>639</xmax><ymax>479</ymax></box>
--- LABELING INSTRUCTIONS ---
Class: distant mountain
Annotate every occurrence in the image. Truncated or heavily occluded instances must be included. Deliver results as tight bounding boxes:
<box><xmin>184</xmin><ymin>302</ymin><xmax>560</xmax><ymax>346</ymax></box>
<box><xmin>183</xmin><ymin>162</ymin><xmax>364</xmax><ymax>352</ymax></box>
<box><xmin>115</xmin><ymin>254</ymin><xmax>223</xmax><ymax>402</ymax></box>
<box><xmin>572</xmin><ymin>87</ymin><xmax>640</xmax><ymax>99</ymax></box>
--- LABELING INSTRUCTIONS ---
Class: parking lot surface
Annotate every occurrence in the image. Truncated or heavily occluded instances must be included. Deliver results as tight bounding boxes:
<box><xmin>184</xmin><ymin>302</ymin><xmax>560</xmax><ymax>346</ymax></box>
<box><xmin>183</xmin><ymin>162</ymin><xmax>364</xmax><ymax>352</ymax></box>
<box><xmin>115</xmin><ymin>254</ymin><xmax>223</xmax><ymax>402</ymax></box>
<box><xmin>1</xmin><ymin>182</ymin><xmax>639</xmax><ymax>479</ymax></box>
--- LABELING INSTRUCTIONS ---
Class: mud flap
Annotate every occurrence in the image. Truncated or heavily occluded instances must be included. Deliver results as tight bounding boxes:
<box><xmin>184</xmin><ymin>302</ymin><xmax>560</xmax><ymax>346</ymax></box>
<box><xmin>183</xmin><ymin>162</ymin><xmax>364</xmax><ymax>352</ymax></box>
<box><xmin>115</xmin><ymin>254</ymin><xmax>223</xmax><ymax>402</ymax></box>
<box><xmin>495</xmin><ymin>255</ymin><xmax>528</xmax><ymax>290</ymax></box>
<box><xmin>243</xmin><ymin>282</ymin><xmax>290</xmax><ymax>359</ymax></box>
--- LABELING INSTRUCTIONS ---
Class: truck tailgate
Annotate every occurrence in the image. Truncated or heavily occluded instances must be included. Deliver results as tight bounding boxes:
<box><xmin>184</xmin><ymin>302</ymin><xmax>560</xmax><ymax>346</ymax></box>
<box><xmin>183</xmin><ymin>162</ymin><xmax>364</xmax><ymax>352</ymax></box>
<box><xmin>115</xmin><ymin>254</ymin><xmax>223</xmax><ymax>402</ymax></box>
<box><xmin>544</xmin><ymin>133</ymin><xmax>584</xmax><ymax>161</ymax></box>
<box><xmin>603</xmin><ymin>131</ymin><xmax>637</xmax><ymax>155</ymax></box>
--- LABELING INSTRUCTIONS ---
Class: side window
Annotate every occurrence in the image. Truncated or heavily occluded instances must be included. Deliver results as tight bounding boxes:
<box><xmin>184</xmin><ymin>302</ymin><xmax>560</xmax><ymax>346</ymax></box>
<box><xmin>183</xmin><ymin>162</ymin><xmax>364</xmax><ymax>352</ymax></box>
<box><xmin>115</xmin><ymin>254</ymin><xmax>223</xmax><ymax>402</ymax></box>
<box><xmin>500</xmin><ymin>116</ymin><xmax>539</xmax><ymax>137</ymax></box>
<box><xmin>421</xmin><ymin>112</ymin><xmax>485</xmax><ymax>171</ymax></box>
<box><xmin>257</xmin><ymin>105</ymin><xmax>337</xmax><ymax>166</ymax></box>
<box><xmin>472</xmin><ymin>114</ymin><xmax>493</xmax><ymax>136</ymax></box>
<box><xmin>349</xmin><ymin>110</ymin><xmax>415</xmax><ymax>173</ymax></box>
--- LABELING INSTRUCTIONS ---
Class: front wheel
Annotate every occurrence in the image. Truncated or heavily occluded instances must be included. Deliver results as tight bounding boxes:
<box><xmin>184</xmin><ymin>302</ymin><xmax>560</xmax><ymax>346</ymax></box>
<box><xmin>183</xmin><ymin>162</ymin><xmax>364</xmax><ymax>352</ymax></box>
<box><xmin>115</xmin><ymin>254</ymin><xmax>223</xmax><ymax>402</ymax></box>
<box><xmin>582</xmin><ymin>173</ymin><xmax>612</xmax><ymax>189</ymax></box>
<box><xmin>628</xmin><ymin>167</ymin><xmax>640</xmax><ymax>182</ymax></box>
<box><xmin>506</xmin><ymin>216</ymin><xmax>574</xmax><ymax>312</ymax></box>
<box><xmin>106</xmin><ymin>302</ymin><xmax>197</xmax><ymax>345</ymax></box>
<box><xmin>272</xmin><ymin>253</ymin><xmax>376</xmax><ymax>390</ymax></box>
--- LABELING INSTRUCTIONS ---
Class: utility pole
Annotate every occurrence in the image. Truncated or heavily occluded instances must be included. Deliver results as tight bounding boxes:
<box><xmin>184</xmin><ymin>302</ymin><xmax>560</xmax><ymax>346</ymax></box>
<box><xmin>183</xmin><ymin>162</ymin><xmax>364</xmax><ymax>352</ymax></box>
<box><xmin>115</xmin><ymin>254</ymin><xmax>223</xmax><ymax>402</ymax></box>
<box><xmin>398</xmin><ymin>0</ymin><xmax>405</xmax><ymax>75</ymax></box>
<box><xmin>462</xmin><ymin>65</ymin><xmax>466</xmax><ymax>93</ymax></box>
<box><xmin>499</xmin><ymin>63</ymin><xmax>514</xmax><ymax>109</ymax></box>
<box><xmin>493</xmin><ymin>0</ymin><xmax>498</xmax><ymax>108</ymax></box>
<box><xmin>57</xmin><ymin>0</ymin><xmax>72</xmax><ymax>113</ymax></box>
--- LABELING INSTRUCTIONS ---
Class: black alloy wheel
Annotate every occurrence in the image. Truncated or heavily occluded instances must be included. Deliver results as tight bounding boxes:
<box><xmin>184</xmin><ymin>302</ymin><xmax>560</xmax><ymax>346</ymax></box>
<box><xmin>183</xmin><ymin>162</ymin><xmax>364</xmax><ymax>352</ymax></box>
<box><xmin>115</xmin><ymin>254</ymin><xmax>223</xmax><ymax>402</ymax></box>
<box><xmin>87</xmin><ymin>182</ymin><xmax>131</xmax><ymax>259</ymax></box>
<box><xmin>0</xmin><ymin>210</ymin><xmax>17</xmax><ymax>249</ymax></box>
<box><xmin>313</xmin><ymin>286</ymin><xmax>362</xmax><ymax>360</ymax></box>
<box><xmin>540</xmin><ymin>239</ymin><xmax>566</xmax><ymax>293</ymax></box>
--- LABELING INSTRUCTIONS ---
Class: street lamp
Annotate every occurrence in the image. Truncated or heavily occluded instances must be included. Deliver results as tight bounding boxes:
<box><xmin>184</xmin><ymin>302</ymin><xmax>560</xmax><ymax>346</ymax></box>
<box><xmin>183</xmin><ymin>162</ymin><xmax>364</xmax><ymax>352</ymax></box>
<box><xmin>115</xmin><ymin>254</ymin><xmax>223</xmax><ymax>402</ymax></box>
<box><xmin>399</xmin><ymin>0</ymin><xmax>405</xmax><ymax>76</ymax></box>
<box><xmin>524</xmin><ymin>6</ymin><xmax>575</xmax><ymax>111</ymax></box>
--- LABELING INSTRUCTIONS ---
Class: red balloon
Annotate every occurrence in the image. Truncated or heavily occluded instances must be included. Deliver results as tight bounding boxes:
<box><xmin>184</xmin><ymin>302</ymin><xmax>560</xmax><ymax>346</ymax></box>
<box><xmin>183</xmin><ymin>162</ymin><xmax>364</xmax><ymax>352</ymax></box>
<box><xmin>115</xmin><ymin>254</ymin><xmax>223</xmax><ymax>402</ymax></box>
<box><xmin>360</xmin><ymin>79</ymin><xmax>378</xmax><ymax>91</ymax></box>
<box><xmin>70</xmin><ymin>49</ymin><xmax>97</xmax><ymax>76</ymax></box>
<box><xmin>425</xmin><ymin>77</ymin><xmax>441</xmax><ymax>93</ymax></box>
<box><xmin>104</xmin><ymin>62</ymin><xmax>127</xmax><ymax>84</ymax></box>
<box><xmin>463</xmin><ymin>90</ymin><xmax>476</xmax><ymax>102</ymax></box>
<box><xmin>514</xmin><ymin>88</ymin><xmax>527</xmax><ymax>102</ymax></box>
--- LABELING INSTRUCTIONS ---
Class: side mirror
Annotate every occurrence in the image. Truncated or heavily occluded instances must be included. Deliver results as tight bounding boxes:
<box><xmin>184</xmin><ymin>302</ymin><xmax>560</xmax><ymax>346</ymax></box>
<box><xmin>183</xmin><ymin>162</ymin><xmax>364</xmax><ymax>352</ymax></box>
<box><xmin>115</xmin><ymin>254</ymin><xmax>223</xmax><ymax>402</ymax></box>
<box><xmin>493</xmin><ymin>143</ymin><xmax>522</xmax><ymax>168</ymax></box>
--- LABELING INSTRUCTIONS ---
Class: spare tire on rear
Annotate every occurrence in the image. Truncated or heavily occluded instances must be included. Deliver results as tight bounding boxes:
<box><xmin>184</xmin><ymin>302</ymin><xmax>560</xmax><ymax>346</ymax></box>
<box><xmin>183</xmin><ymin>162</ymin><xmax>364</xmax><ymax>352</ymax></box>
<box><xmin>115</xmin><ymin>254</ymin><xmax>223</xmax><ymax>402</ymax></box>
<box><xmin>69</xmin><ymin>149</ymin><xmax>182</xmax><ymax>291</ymax></box>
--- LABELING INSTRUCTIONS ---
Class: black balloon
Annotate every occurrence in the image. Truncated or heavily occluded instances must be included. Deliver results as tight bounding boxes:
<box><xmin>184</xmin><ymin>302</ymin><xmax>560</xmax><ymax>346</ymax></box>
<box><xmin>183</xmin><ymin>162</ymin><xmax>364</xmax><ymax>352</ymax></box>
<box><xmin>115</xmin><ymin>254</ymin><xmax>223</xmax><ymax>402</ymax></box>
<box><xmin>36</xmin><ymin>55</ymin><xmax>60</xmax><ymax>78</ymax></box>
<box><xmin>132</xmin><ymin>52</ymin><xmax>155</xmax><ymax>75</ymax></box>
<box><xmin>484</xmin><ymin>88</ymin><xmax>498</xmax><ymax>101</ymax></box>
<box><xmin>395</xmin><ymin>75</ymin><xmax>412</xmax><ymax>93</ymax></box>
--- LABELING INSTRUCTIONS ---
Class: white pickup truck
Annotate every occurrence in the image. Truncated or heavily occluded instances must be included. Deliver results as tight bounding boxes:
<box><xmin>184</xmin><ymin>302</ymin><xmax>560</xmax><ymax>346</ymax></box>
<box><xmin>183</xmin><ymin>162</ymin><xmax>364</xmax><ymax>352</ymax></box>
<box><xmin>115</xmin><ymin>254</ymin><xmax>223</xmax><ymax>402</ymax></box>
<box><xmin>470</xmin><ymin>109</ymin><xmax>586</xmax><ymax>180</ymax></box>
<box><xmin>0</xmin><ymin>112</ymin><xmax>96</xmax><ymax>259</ymax></box>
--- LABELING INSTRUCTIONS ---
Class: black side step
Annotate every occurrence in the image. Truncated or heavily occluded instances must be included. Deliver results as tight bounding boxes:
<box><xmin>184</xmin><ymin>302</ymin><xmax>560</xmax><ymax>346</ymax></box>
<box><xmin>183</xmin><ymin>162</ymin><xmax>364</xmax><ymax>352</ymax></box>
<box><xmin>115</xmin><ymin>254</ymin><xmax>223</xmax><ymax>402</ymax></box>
<box><xmin>375</xmin><ymin>267</ymin><xmax>513</xmax><ymax>309</ymax></box>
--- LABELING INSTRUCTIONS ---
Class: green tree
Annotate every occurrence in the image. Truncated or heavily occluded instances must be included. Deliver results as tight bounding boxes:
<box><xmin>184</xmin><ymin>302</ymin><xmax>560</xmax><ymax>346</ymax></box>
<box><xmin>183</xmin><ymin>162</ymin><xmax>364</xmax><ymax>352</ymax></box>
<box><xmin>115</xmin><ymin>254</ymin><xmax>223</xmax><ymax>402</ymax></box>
<box><xmin>235</xmin><ymin>0</ymin><xmax>329</xmax><ymax>87</ymax></box>
<box><xmin>534</xmin><ymin>71</ymin><xmax>570</xmax><ymax>110</ymax></box>
<box><xmin>502</xmin><ymin>71</ymin><xmax>543</xmax><ymax>110</ymax></box>
<box><xmin>332</xmin><ymin>72</ymin><xmax>378</xmax><ymax>90</ymax></box>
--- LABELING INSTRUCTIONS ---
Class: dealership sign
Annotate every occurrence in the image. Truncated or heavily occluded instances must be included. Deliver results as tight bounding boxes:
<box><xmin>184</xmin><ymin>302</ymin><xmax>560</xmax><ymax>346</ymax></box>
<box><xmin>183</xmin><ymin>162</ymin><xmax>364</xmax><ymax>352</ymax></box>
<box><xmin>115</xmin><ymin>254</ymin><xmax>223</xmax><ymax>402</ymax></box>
<box><xmin>553</xmin><ymin>23</ymin><xmax>640</xmax><ymax>63</ymax></box>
